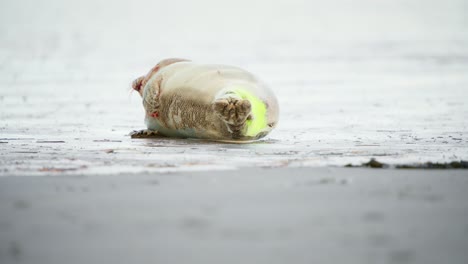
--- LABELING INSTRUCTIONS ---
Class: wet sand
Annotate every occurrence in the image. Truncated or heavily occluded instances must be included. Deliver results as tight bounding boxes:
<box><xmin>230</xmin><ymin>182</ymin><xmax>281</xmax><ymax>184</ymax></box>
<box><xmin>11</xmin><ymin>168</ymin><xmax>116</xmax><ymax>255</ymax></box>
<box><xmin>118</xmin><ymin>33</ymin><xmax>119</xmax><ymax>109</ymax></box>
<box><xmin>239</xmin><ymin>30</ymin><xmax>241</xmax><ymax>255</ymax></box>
<box><xmin>1</xmin><ymin>167</ymin><xmax>468</xmax><ymax>264</ymax></box>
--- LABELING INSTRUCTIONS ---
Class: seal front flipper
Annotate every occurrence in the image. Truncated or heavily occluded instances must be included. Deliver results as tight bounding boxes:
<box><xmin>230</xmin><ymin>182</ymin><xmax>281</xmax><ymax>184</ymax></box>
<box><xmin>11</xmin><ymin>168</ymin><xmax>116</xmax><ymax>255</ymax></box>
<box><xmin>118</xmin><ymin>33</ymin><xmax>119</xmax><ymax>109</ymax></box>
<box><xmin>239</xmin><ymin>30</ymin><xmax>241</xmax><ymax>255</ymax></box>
<box><xmin>129</xmin><ymin>129</ymin><xmax>162</xmax><ymax>138</ymax></box>
<box><xmin>132</xmin><ymin>76</ymin><xmax>145</xmax><ymax>94</ymax></box>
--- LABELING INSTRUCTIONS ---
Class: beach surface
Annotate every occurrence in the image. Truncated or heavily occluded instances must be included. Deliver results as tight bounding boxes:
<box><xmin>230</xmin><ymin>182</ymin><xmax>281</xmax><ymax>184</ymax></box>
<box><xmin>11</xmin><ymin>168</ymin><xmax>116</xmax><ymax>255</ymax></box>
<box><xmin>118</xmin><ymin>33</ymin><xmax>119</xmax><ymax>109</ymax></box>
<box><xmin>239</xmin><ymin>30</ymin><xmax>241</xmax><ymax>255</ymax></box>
<box><xmin>1</xmin><ymin>168</ymin><xmax>468</xmax><ymax>264</ymax></box>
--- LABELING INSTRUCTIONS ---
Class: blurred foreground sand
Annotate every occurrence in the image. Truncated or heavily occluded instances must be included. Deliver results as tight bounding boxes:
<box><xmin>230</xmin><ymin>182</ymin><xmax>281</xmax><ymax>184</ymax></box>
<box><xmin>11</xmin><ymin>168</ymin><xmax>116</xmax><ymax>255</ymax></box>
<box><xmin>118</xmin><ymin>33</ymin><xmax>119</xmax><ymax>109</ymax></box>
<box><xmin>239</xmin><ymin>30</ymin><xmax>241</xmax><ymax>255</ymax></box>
<box><xmin>1</xmin><ymin>168</ymin><xmax>468</xmax><ymax>264</ymax></box>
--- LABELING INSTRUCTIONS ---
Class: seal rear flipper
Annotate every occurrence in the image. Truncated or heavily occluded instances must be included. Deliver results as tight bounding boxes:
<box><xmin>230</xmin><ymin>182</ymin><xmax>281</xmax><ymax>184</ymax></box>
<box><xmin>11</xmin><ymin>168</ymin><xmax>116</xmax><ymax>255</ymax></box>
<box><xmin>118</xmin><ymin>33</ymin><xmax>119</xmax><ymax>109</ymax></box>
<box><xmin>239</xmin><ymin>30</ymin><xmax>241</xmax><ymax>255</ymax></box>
<box><xmin>213</xmin><ymin>87</ymin><xmax>272</xmax><ymax>140</ymax></box>
<box><xmin>212</xmin><ymin>96</ymin><xmax>252</xmax><ymax>137</ymax></box>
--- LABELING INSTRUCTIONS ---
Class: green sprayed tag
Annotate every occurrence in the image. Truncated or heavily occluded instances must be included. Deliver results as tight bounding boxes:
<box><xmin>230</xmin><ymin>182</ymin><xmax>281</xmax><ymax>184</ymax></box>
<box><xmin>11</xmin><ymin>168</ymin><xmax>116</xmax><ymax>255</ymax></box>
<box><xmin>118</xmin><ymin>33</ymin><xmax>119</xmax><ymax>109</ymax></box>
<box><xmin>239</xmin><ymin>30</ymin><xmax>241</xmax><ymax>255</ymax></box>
<box><xmin>233</xmin><ymin>88</ymin><xmax>267</xmax><ymax>137</ymax></box>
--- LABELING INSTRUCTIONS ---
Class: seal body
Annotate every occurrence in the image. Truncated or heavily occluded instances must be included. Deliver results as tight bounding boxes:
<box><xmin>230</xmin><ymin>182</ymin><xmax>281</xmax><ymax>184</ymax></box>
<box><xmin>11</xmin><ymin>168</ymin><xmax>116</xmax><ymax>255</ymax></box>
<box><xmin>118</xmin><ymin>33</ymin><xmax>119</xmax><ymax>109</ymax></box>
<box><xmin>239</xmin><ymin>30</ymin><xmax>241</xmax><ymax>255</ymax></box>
<box><xmin>132</xmin><ymin>58</ymin><xmax>279</xmax><ymax>141</ymax></box>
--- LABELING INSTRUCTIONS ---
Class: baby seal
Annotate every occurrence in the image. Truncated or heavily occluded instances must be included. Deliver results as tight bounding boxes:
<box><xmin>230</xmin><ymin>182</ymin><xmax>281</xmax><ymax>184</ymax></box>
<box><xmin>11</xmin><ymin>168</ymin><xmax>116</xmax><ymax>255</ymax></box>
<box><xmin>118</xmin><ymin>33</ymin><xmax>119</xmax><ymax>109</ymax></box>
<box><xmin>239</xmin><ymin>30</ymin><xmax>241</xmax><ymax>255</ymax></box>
<box><xmin>131</xmin><ymin>58</ymin><xmax>279</xmax><ymax>142</ymax></box>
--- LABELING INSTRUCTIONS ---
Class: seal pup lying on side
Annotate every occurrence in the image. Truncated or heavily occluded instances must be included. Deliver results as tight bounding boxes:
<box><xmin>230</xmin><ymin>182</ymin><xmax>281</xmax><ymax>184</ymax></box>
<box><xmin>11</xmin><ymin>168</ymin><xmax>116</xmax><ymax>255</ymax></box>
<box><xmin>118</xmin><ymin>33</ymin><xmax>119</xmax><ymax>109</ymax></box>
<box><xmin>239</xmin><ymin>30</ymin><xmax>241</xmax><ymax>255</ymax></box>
<box><xmin>131</xmin><ymin>58</ymin><xmax>279</xmax><ymax>142</ymax></box>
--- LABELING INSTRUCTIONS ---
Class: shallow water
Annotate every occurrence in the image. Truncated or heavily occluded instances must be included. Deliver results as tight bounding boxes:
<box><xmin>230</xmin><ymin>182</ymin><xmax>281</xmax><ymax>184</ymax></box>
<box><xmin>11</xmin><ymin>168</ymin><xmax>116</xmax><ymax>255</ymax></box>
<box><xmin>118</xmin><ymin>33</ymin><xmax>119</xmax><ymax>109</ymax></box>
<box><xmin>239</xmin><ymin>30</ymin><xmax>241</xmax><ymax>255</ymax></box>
<box><xmin>0</xmin><ymin>0</ymin><xmax>467</xmax><ymax>175</ymax></box>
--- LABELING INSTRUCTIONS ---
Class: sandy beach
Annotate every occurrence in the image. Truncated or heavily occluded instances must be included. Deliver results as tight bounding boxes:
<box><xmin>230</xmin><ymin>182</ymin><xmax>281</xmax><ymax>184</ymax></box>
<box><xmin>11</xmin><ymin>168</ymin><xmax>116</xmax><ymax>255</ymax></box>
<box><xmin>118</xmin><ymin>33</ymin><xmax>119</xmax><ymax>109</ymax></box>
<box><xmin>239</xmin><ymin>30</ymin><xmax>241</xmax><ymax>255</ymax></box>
<box><xmin>1</xmin><ymin>168</ymin><xmax>468</xmax><ymax>264</ymax></box>
<box><xmin>1</xmin><ymin>0</ymin><xmax>467</xmax><ymax>263</ymax></box>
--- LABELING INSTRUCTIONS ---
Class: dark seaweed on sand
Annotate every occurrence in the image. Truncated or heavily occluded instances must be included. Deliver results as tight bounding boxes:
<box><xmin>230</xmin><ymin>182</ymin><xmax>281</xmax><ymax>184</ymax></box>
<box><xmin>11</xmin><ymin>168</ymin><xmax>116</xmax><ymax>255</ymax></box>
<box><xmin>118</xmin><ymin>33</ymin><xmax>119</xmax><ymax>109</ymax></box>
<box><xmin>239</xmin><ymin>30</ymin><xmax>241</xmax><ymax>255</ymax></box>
<box><xmin>396</xmin><ymin>161</ymin><xmax>468</xmax><ymax>169</ymax></box>
<box><xmin>345</xmin><ymin>159</ymin><xmax>468</xmax><ymax>169</ymax></box>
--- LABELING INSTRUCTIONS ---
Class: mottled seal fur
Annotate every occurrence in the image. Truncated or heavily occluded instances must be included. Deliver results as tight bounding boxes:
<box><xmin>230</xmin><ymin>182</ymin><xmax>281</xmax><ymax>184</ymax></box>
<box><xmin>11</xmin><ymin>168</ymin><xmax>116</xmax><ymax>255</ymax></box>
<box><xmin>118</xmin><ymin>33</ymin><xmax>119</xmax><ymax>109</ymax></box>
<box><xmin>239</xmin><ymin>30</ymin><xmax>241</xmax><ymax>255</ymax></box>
<box><xmin>131</xmin><ymin>58</ymin><xmax>279</xmax><ymax>142</ymax></box>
